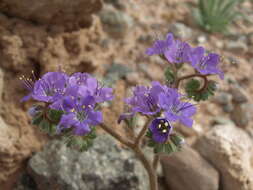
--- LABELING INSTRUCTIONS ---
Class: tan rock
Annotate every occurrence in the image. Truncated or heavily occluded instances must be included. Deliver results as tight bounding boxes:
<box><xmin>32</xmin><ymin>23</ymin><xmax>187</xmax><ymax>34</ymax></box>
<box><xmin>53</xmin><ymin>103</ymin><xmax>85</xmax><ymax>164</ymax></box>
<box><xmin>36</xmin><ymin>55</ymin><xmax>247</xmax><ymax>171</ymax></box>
<box><xmin>0</xmin><ymin>0</ymin><xmax>102</xmax><ymax>30</ymax></box>
<box><xmin>195</xmin><ymin>124</ymin><xmax>253</xmax><ymax>190</ymax></box>
<box><xmin>161</xmin><ymin>146</ymin><xmax>219</xmax><ymax>190</ymax></box>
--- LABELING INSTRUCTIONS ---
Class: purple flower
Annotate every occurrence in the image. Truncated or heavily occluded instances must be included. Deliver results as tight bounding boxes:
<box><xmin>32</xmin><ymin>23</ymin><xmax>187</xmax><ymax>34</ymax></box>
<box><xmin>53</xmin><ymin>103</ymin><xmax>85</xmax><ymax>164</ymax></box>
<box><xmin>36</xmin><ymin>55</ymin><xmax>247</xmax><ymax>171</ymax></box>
<box><xmin>69</xmin><ymin>73</ymin><xmax>114</xmax><ymax>103</ymax></box>
<box><xmin>159</xmin><ymin>91</ymin><xmax>196</xmax><ymax>127</ymax></box>
<box><xmin>145</xmin><ymin>33</ymin><xmax>174</xmax><ymax>56</ymax></box>
<box><xmin>149</xmin><ymin>118</ymin><xmax>173</xmax><ymax>143</ymax></box>
<box><xmin>32</xmin><ymin>72</ymin><xmax>69</xmax><ymax>103</ymax></box>
<box><xmin>164</xmin><ymin>40</ymin><xmax>191</xmax><ymax>64</ymax></box>
<box><xmin>124</xmin><ymin>81</ymin><xmax>166</xmax><ymax>116</ymax></box>
<box><xmin>57</xmin><ymin>95</ymin><xmax>102</xmax><ymax>135</ymax></box>
<box><xmin>190</xmin><ymin>47</ymin><xmax>224</xmax><ymax>79</ymax></box>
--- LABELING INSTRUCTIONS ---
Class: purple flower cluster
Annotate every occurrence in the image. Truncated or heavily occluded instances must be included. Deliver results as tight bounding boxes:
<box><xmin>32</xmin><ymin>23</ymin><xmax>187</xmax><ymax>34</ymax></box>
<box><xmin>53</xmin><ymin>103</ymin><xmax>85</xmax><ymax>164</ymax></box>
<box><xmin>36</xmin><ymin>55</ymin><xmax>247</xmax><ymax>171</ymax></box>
<box><xmin>21</xmin><ymin>72</ymin><xmax>113</xmax><ymax>136</ymax></box>
<box><xmin>121</xmin><ymin>82</ymin><xmax>196</xmax><ymax>143</ymax></box>
<box><xmin>146</xmin><ymin>33</ymin><xmax>224</xmax><ymax>79</ymax></box>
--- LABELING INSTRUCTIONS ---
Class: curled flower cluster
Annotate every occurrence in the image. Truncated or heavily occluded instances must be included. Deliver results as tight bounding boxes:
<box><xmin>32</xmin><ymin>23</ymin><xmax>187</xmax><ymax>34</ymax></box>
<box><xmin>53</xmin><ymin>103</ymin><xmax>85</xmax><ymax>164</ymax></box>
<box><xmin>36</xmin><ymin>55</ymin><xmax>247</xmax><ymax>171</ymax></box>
<box><xmin>21</xmin><ymin>72</ymin><xmax>113</xmax><ymax>136</ymax></box>
<box><xmin>120</xmin><ymin>82</ymin><xmax>196</xmax><ymax>143</ymax></box>
<box><xmin>146</xmin><ymin>33</ymin><xmax>224</xmax><ymax>79</ymax></box>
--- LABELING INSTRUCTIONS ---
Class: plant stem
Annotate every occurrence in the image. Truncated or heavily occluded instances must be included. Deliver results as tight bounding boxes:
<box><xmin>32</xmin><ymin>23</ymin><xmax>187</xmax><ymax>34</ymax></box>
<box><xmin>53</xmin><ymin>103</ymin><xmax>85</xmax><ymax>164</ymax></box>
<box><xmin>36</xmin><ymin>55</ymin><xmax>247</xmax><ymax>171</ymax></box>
<box><xmin>100</xmin><ymin>123</ymin><xmax>158</xmax><ymax>190</ymax></box>
<box><xmin>135</xmin><ymin>117</ymin><xmax>152</xmax><ymax>147</ymax></box>
<box><xmin>134</xmin><ymin>146</ymin><xmax>158</xmax><ymax>190</ymax></box>
<box><xmin>153</xmin><ymin>154</ymin><xmax>160</xmax><ymax>171</ymax></box>
<box><xmin>175</xmin><ymin>73</ymin><xmax>208</xmax><ymax>90</ymax></box>
<box><xmin>100</xmin><ymin>123</ymin><xmax>134</xmax><ymax>148</ymax></box>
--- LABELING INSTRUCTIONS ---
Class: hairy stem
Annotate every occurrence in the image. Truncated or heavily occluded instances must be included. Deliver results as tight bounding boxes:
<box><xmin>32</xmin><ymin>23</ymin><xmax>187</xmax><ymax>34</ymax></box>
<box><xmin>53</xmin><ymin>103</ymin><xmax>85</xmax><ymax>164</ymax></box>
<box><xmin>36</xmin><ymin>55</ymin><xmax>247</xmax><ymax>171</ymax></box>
<box><xmin>100</xmin><ymin>123</ymin><xmax>134</xmax><ymax>148</ymax></box>
<box><xmin>175</xmin><ymin>73</ymin><xmax>208</xmax><ymax>90</ymax></box>
<box><xmin>100</xmin><ymin>123</ymin><xmax>158</xmax><ymax>190</ymax></box>
<box><xmin>134</xmin><ymin>146</ymin><xmax>158</xmax><ymax>190</ymax></box>
<box><xmin>153</xmin><ymin>154</ymin><xmax>161</xmax><ymax>171</ymax></box>
<box><xmin>135</xmin><ymin>117</ymin><xmax>152</xmax><ymax>147</ymax></box>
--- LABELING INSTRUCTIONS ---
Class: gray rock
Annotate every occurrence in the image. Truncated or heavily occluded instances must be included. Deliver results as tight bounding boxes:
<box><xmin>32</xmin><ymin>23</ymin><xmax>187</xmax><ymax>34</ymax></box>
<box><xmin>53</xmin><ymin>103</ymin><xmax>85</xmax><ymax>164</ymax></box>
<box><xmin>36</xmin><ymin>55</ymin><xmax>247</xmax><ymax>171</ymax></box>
<box><xmin>104</xmin><ymin>63</ymin><xmax>132</xmax><ymax>85</ymax></box>
<box><xmin>214</xmin><ymin>92</ymin><xmax>232</xmax><ymax>105</ymax></box>
<box><xmin>194</xmin><ymin>124</ymin><xmax>253</xmax><ymax>190</ymax></box>
<box><xmin>126</xmin><ymin>72</ymin><xmax>141</xmax><ymax>85</ymax></box>
<box><xmin>169</xmin><ymin>23</ymin><xmax>193</xmax><ymax>39</ymax></box>
<box><xmin>104</xmin><ymin>0</ymin><xmax>125</xmax><ymax>10</ymax></box>
<box><xmin>230</xmin><ymin>103</ymin><xmax>251</xmax><ymax>127</ymax></box>
<box><xmin>28</xmin><ymin>135</ymin><xmax>148</xmax><ymax>190</ymax></box>
<box><xmin>225</xmin><ymin>38</ymin><xmax>248</xmax><ymax>54</ymax></box>
<box><xmin>99</xmin><ymin>6</ymin><xmax>133</xmax><ymax>38</ymax></box>
<box><xmin>229</xmin><ymin>86</ymin><xmax>248</xmax><ymax>103</ymax></box>
<box><xmin>161</xmin><ymin>146</ymin><xmax>219</xmax><ymax>190</ymax></box>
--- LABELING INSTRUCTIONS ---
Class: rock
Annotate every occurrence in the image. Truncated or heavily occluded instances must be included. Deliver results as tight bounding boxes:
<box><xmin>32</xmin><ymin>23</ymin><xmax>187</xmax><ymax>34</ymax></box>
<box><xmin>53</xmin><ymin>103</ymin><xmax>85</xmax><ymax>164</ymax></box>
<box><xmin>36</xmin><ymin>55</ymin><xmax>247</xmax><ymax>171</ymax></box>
<box><xmin>248</xmin><ymin>32</ymin><xmax>253</xmax><ymax>46</ymax></box>
<box><xmin>0</xmin><ymin>116</ymin><xmax>44</xmax><ymax>185</ymax></box>
<box><xmin>225</xmin><ymin>38</ymin><xmax>248</xmax><ymax>54</ymax></box>
<box><xmin>0</xmin><ymin>68</ymin><xmax>3</xmax><ymax>99</ymax></box>
<box><xmin>213</xmin><ymin>92</ymin><xmax>234</xmax><ymax>113</ymax></box>
<box><xmin>194</xmin><ymin>124</ymin><xmax>253</xmax><ymax>190</ymax></box>
<box><xmin>28</xmin><ymin>135</ymin><xmax>148</xmax><ymax>190</ymax></box>
<box><xmin>214</xmin><ymin>92</ymin><xmax>232</xmax><ymax>105</ymax></box>
<box><xmin>104</xmin><ymin>0</ymin><xmax>125</xmax><ymax>10</ymax></box>
<box><xmin>197</xmin><ymin>35</ymin><xmax>207</xmax><ymax>44</ymax></box>
<box><xmin>212</xmin><ymin>117</ymin><xmax>235</xmax><ymax>126</ymax></box>
<box><xmin>126</xmin><ymin>72</ymin><xmax>141</xmax><ymax>85</ymax></box>
<box><xmin>230</xmin><ymin>103</ymin><xmax>251</xmax><ymax>127</ymax></box>
<box><xmin>138</xmin><ymin>63</ymin><xmax>164</xmax><ymax>81</ymax></box>
<box><xmin>229</xmin><ymin>86</ymin><xmax>248</xmax><ymax>103</ymax></box>
<box><xmin>99</xmin><ymin>6</ymin><xmax>134</xmax><ymax>38</ymax></box>
<box><xmin>169</xmin><ymin>22</ymin><xmax>193</xmax><ymax>39</ymax></box>
<box><xmin>14</xmin><ymin>172</ymin><xmax>37</xmax><ymax>190</ymax></box>
<box><xmin>0</xmin><ymin>0</ymin><xmax>102</xmax><ymax>30</ymax></box>
<box><xmin>161</xmin><ymin>146</ymin><xmax>219</xmax><ymax>190</ymax></box>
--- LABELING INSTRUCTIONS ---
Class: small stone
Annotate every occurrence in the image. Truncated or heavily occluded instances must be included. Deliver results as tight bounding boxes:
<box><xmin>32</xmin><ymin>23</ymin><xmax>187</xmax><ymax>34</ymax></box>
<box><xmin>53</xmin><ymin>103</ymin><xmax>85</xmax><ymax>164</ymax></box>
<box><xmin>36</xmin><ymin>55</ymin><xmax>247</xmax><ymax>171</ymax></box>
<box><xmin>214</xmin><ymin>92</ymin><xmax>232</xmax><ymax>105</ymax></box>
<box><xmin>126</xmin><ymin>72</ymin><xmax>141</xmax><ymax>85</ymax></box>
<box><xmin>197</xmin><ymin>35</ymin><xmax>207</xmax><ymax>44</ymax></box>
<box><xmin>194</xmin><ymin>124</ymin><xmax>253</xmax><ymax>190</ymax></box>
<box><xmin>229</xmin><ymin>86</ymin><xmax>248</xmax><ymax>103</ymax></box>
<box><xmin>247</xmin><ymin>32</ymin><xmax>253</xmax><ymax>46</ymax></box>
<box><xmin>99</xmin><ymin>6</ymin><xmax>133</xmax><ymax>38</ymax></box>
<box><xmin>222</xmin><ymin>103</ymin><xmax>234</xmax><ymax>113</ymax></box>
<box><xmin>161</xmin><ymin>146</ymin><xmax>219</xmax><ymax>190</ymax></box>
<box><xmin>104</xmin><ymin>63</ymin><xmax>132</xmax><ymax>85</ymax></box>
<box><xmin>28</xmin><ymin>135</ymin><xmax>148</xmax><ymax>190</ymax></box>
<box><xmin>169</xmin><ymin>22</ymin><xmax>193</xmax><ymax>39</ymax></box>
<box><xmin>230</xmin><ymin>103</ymin><xmax>251</xmax><ymax>127</ymax></box>
<box><xmin>212</xmin><ymin>117</ymin><xmax>235</xmax><ymax>126</ymax></box>
<box><xmin>215</xmin><ymin>41</ymin><xmax>224</xmax><ymax>49</ymax></box>
<box><xmin>138</xmin><ymin>63</ymin><xmax>164</xmax><ymax>81</ymax></box>
<box><xmin>225</xmin><ymin>38</ymin><xmax>248</xmax><ymax>54</ymax></box>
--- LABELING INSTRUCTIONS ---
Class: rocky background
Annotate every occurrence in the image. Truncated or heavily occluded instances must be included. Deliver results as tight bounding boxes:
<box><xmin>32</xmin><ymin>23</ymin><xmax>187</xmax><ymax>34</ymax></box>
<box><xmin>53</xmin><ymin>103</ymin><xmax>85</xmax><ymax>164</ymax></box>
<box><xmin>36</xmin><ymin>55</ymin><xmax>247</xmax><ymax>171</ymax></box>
<box><xmin>0</xmin><ymin>0</ymin><xmax>253</xmax><ymax>189</ymax></box>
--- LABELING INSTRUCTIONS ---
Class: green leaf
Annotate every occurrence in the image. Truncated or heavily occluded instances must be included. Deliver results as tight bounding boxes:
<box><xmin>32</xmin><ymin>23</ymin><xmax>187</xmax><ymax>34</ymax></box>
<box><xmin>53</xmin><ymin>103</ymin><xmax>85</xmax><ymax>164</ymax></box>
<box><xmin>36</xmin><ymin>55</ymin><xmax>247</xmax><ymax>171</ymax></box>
<box><xmin>31</xmin><ymin>114</ymin><xmax>43</xmax><ymax>125</ymax></box>
<box><xmin>148</xmin><ymin>133</ymin><xmax>185</xmax><ymax>155</ymax></box>
<box><xmin>185</xmin><ymin>79</ymin><xmax>217</xmax><ymax>102</ymax></box>
<box><xmin>48</xmin><ymin>109</ymin><xmax>64</xmax><ymax>122</ymax></box>
<box><xmin>195</xmin><ymin>0</ymin><xmax>244</xmax><ymax>33</ymax></box>
<box><xmin>63</xmin><ymin>127</ymin><xmax>97</xmax><ymax>152</ymax></box>
<box><xmin>164</xmin><ymin>67</ymin><xmax>175</xmax><ymax>84</ymax></box>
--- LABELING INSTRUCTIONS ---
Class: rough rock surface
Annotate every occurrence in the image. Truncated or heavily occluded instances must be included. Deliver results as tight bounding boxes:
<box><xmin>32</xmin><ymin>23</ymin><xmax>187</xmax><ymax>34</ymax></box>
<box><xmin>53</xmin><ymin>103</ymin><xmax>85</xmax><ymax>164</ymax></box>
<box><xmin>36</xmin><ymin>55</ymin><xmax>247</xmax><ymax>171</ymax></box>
<box><xmin>161</xmin><ymin>146</ymin><xmax>219</xmax><ymax>190</ymax></box>
<box><xmin>28</xmin><ymin>135</ymin><xmax>149</xmax><ymax>190</ymax></box>
<box><xmin>0</xmin><ymin>116</ymin><xmax>45</xmax><ymax>185</ymax></box>
<box><xmin>194</xmin><ymin>124</ymin><xmax>253</xmax><ymax>190</ymax></box>
<box><xmin>0</xmin><ymin>0</ymin><xmax>102</xmax><ymax>30</ymax></box>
